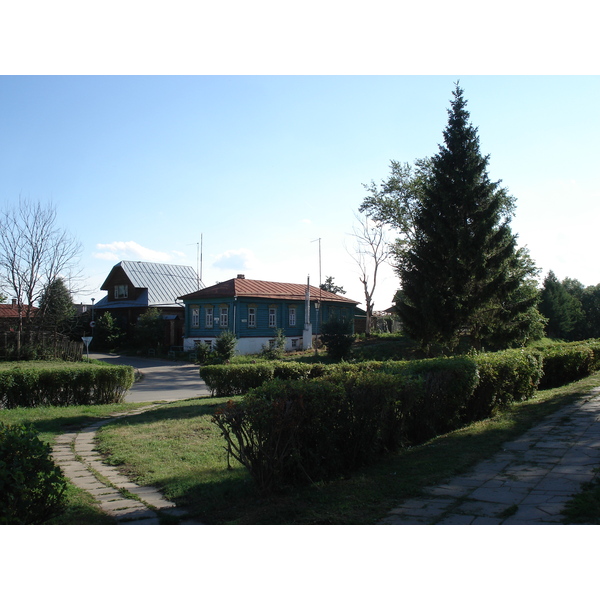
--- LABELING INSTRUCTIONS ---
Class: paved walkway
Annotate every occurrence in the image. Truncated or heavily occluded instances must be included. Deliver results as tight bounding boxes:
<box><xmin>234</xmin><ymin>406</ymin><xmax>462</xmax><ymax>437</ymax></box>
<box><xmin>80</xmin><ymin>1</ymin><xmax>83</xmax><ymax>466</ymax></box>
<box><xmin>380</xmin><ymin>387</ymin><xmax>600</xmax><ymax>525</ymax></box>
<box><xmin>89</xmin><ymin>353</ymin><xmax>211</xmax><ymax>403</ymax></box>
<box><xmin>52</xmin><ymin>404</ymin><xmax>201</xmax><ymax>525</ymax></box>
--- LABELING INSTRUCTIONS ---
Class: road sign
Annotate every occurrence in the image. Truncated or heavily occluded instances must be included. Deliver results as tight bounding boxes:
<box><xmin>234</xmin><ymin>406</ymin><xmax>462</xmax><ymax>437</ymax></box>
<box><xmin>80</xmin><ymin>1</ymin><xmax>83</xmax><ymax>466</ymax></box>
<box><xmin>90</xmin><ymin>321</ymin><xmax>96</xmax><ymax>328</ymax></box>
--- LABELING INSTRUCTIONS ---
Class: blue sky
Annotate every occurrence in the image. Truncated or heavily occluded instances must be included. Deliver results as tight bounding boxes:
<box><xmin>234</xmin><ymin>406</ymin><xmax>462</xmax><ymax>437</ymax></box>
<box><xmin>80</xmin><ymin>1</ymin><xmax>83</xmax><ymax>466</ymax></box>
<box><xmin>1</xmin><ymin>75</ymin><xmax>599</xmax><ymax>309</ymax></box>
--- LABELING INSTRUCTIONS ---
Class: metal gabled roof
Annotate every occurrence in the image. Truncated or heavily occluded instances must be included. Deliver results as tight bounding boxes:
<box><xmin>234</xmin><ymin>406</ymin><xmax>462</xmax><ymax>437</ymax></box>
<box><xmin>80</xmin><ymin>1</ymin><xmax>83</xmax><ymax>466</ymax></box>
<box><xmin>179</xmin><ymin>277</ymin><xmax>359</xmax><ymax>305</ymax></box>
<box><xmin>101</xmin><ymin>261</ymin><xmax>203</xmax><ymax>306</ymax></box>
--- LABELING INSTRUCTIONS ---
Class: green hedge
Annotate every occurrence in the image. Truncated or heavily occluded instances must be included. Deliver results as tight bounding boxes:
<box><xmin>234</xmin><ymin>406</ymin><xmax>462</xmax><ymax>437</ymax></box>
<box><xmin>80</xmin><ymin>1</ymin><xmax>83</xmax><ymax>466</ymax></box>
<box><xmin>213</xmin><ymin>375</ymin><xmax>418</xmax><ymax>491</ymax></box>
<box><xmin>210</xmin><ymin>342</ymin><xmax>600</xmax><ymax>490</ymax></box>
<box><xmin>0</xmin><ymin>363</ymin><xmax>135</xmax><ymax>408</ymax></box>
<box><xmin>467</xmin><ymin>349</ymin><xmax>543</xmax><ymax>421</ymax></box>
<box><xmin>535</xmin><ymin>340</ymin><xmax>600</xmax><ymax>389</ymax></box>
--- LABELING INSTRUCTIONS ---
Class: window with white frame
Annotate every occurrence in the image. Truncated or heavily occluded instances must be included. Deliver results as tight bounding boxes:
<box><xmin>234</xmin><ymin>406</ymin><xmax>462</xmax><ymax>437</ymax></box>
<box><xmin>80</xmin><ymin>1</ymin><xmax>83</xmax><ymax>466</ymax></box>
<box><xmin>114</xmin><ymin>284</ymin><xmax>128</xmax><ymax>299</ymax></box>
<box><xmin>269</xmin><ymin>306</ymin><xmax>277</xmax><ymax>328</ymax></box>
<box><xmin>191</xmin><ymin>306</ymin><xmax>199</xmax><ymax>328</ymax></box>
<box><xmin>289</xmin><ymin>306</ymin><xmax>296</xmax><ymax>327</ymax></box>
<box><xmin>205</xmin><ymin>306</ymin><xmax>213</xmax><ymax>328</ymax></box>
<box><xmin>248</xmin><ymin>306</ymin><xmax>256</xmax><ymax>328</ymax></box>
<box><xmin>220</xmin><ymin>306</ymin><xmax>229</xmax><ymax>328</ymax></box>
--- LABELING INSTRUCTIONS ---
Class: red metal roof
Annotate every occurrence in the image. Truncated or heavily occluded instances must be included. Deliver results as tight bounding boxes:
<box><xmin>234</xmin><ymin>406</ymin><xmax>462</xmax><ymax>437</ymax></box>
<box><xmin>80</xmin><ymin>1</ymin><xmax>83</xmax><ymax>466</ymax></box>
<box><xmin>179</xmin><ymin>278</ymin><xmax>359</xmax><ymax>305</ymax></box>
<box><xmin>0</xmin><ymin>303</ymin><xmax>38</xmax><ymax>318</ymax></box>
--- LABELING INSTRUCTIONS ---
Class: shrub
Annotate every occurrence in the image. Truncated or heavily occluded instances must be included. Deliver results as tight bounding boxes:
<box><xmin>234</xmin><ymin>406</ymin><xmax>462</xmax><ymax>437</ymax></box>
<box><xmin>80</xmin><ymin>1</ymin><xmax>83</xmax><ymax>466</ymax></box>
<box><xmin>260</xmin><ymin>329</ymin><xmax>286</xmax><ymax>360</ymax></box>
<box><xmin>0</xmin><ymin>423</ymin><xmax>67</xmax><ymax>524</ymax></box>
<box><xmin>194</xmin><ymin>341</ymin><xmax>213</xmax><ymax>365</ymax></box>
<box><xmin>537</xmin><ymin>342</ymin><xmax>596</xmax><ymax>389</ymax></box>
<box><xmin>200</xmin><ymin>363</ymin><xmax>276</xmax><ymax>396</ymax></box>
<box><xmin>212</xmin><ymin>372</ymin><xmax>429</xmax><ymax>491</ymax></box>
<box><xmin>466</xmin><ymin>349</ymin><xmax>543</xmax><ymax>421</ymax></box>
<box><xmin>399</xmin><ymin>357</ymin><xmax>480</xmax><ymax>444</ymax></box>
<box><xmin>321</xmin><ymin>318</ymin><xmax>355</xmax><ymax>361</ymax></box>
<box><xmin>214</xmin><ymin>331</ymin><xmax>237</xmax><ymax>363</ymax></box>
<box><xmin>0</xmin><ymin>363</ymin><xmax>135</xmax><ymax>408</ymax></box>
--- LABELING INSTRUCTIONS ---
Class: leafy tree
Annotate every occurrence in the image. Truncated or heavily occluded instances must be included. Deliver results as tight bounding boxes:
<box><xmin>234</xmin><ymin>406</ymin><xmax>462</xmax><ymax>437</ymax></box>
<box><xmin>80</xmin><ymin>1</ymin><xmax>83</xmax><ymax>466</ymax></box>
<box><xmin>320</xmin><ymin>276</ymin><xmax>346</xmax><ymax>295</ymax></box>
<box><xmin>539</xmin><ymin>271</ymin><xmax>585</xmax><ymax>340</ymax></box>
<box><xmin>37</xmin><ymin>277</ymin><xmax>76</xmax><ymax>334</ymax></box>
<box><xmin>395</xmin><ymin>83</ymin><xmax>525</xmax><ymax>353</ymax></box>
<box><xmin>93</xmin><ymin>312</ymin><xmax>124</xmax><ymax>351</ymax></box>
<box><xmin>134</xmin><ymin>308</ymin><xmax>164</xmax><ymax>350</ymax></box>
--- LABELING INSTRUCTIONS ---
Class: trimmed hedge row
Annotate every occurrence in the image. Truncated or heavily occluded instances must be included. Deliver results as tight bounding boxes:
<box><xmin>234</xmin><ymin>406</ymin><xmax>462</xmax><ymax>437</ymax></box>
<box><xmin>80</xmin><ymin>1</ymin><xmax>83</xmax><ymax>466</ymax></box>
<box><xmin>0</xmin><ymin>363</ymin><xmax>135</xmax><ymax>408</ymax></box>
<box><xmin>210</xmin><ymin>342</ymin><xmax>600</xmax><ymax>491</ymax></box>
<box><xmin>534</xmin><ymin>340</ymin><xmax>600</xmax><ymax>389</ymax></box>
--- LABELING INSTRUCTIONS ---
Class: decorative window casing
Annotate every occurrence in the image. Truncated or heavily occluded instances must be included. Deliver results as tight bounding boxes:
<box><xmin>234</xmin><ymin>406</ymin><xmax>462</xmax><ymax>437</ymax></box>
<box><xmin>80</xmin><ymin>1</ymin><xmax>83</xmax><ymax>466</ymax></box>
<box><xmin>248</xmin><ymin>306</ymin><xmax>256</xmax><ymax>328</ymax></box>
<box><xmin>220</xmin><ymin>305</ymin><xmax>229</xmax><ymax>328</ymax></box>
<box><xmin>114</xmin><ymin>284</ymin><xmax>128</xmax><ymax>299</ymax></box>
<box><xmin>268</xmin><ymin>306</ymin><xmax>277</xmax><ymax>328</ymax></box>
<box><xmin>205</xmin><ymin>306</ymin><xmax>214</xmax><ymax>328</ymax></box>
<box><xmin>191</xmin><ymin>306</ymin><xmax>200</xmax><ymax>328</ymax></box>
<box><xmin>288</xmin><ymin>306</ymin><xmax>296</xmax><ymax>327</ymax></box>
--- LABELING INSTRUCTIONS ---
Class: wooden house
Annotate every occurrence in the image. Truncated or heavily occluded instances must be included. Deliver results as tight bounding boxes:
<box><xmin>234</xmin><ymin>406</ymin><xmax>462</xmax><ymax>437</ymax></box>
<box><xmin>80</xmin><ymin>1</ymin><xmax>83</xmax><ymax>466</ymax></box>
<box><xmin>94</xmin><ymin>261</ymin><xmax>201</xmax><ymax>347</ymax></box>
<box><xmin>178</xmin><ymin>274</ymin><xmax>359</xmax><ymax>355</ymax></box>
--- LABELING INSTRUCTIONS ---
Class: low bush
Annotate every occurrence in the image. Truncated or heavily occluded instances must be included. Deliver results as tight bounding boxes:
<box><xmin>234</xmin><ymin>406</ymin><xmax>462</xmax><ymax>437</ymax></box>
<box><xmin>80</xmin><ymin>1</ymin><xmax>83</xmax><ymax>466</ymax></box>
<box><xmin>537</xmin><ymin>342</ymin><xmax>596</xmax><ymax>389</ymax></box>
<box><xmin>213</xmin><ymin>374</ymin><xmax>422</xmax><ymax>491</ymax></box>
<box><xmin>0</xmin><ymin>422</ymin><xmax>67</xmax><ymax>524</ymax></box>
<box><xmin>200</xmin><ymin>363</ymin><xmax>276</xmax><ymax>396</ymax></box>
<box><xmin>466</xmin><ymin>349</ymin><xmax>543</xmax><ymax>421</ymax></box>
<box><xmin>397</xmin><ymin>357</ymin><xmax>480</xmax><ymax>444</ymax></box>
<box><xmin>321</xmin><ymin>318</ymin><xmax>355</xmax><ymax>361</ymax></box>
<box><xmin>214</xmin><ymin>331</ymin><xmax>237</xmax><ymax>363</ymax></box>
<box><xmin>0</xmin><ymin>363</ymin><xmax>135</xmax><ymax>408</ymax></box>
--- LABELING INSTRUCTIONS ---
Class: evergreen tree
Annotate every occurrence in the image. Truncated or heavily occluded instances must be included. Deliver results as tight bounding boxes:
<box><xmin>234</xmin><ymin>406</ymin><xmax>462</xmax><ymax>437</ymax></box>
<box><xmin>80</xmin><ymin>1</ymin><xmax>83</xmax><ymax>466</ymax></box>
<box><xmin>37</xmin><ymin>278</ymin><xmax>76</xmax><ymax>334</ymax></box>
<box><xmin>539</xmin><ymin>271</ymin><xmax>584</xmax><ymax>340</ymax></box>
<box><xmin>396</xmin><ymin>83</ymin><xmax>521</xmax><ymax>353</ymax></box>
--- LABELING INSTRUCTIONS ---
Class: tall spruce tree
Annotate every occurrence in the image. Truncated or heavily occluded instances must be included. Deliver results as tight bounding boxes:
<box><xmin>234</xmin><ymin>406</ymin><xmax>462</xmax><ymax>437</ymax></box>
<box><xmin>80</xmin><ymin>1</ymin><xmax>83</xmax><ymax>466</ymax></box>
<box><xmin>396</xmin><ymin>83</ymin><xmax>522</xmax><ymax>353</ymax></box>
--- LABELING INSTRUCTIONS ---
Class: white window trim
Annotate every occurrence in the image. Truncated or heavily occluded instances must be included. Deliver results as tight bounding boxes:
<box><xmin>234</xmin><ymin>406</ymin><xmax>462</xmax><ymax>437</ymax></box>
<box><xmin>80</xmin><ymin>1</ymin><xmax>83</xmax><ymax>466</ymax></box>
<box><xmin>114</xmin><ymin>284</ymin><xmax>128</xmax><ymax>299</ymax></box>
<box><xmin>205</xmin><ymin>306</ymin><xmax>214</xmax><ymax>328</ymax></box>
<box><xmin>220</xmin><ymin>306</ymin><xmax>229</xmax><ymax>328</ymax></box>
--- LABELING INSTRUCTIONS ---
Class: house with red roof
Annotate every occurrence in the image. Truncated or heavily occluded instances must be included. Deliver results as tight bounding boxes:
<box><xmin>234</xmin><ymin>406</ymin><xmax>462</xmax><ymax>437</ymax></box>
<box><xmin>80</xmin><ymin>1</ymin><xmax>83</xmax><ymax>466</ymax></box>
<box><xmin>178</xmin><ymin>274</ymin><xmax>359</xmax><ymax>355</ymax></box>
<box><xmin>0</xmin><ymin>299</ymin><xmax>38</xmax><ymax>331</ymax></box>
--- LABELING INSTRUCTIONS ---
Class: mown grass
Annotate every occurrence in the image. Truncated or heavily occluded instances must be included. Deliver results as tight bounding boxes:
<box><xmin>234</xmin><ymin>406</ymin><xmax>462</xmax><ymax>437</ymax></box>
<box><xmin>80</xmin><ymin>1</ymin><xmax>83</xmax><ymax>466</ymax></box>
<box><xmin>0</xmin><ymin>401</ymin><xmax>154</xmax><ymax>524</ymax></box>
<box><xmin>92</xmin><ymin>372</ymin><xmax>600</xmax><ymax>524</ymax></box>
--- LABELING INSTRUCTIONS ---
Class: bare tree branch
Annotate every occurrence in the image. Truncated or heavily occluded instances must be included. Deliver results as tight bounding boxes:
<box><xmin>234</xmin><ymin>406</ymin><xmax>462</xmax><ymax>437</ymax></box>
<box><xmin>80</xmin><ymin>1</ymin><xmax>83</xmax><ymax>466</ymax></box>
<box><xmin>346</xmin><ymin>213</ymin><xmax>392</xmax><ymax>336</ymax></box>
<box><xmin>0</xmin><ymin>197</ymin><xmax>83</xmax><ymax>334</ymax></box>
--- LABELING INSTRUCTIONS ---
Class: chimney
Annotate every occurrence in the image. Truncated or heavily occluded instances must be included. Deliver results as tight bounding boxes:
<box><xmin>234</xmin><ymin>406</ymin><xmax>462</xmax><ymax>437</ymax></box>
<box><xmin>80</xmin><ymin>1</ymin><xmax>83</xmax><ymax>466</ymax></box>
<box><xmin>237</xmin><ymin>274</ymin><xmax>245</xmax><ymax>279</ymax></box>
<box><xmin>11</xmin><ymin>299</ymin><xmax>16</xmax><ymax>308</ymax></box>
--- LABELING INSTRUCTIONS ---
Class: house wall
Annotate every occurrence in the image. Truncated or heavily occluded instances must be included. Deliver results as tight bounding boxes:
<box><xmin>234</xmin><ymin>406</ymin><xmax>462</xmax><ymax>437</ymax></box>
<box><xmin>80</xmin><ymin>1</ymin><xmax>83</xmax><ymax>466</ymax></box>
<box><xmin>182</xmin><ymin>296</ymin><xmax>354</xmax><ymax>355</ymax></box>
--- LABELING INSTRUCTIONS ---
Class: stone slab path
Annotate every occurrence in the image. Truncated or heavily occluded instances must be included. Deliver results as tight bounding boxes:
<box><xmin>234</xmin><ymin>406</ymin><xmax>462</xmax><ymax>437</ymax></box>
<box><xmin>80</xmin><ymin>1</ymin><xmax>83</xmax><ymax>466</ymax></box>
<box><xmin>52</xmin><ymin>405</ymin><xmax>200</xmax><ymax>525</ymax></box>
<box><xmin>380</xmin><ymin>387</ymin><xmax>600</xmax><ymax>525</ymax></box>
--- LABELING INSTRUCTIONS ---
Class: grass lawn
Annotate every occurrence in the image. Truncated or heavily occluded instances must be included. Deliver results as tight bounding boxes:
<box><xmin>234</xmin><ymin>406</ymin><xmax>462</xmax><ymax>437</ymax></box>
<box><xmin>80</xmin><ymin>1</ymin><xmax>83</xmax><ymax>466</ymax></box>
<box><xmin>92</xmin><ymin>371</ymin><xmax>600</xmax><ymax>525</ymax></box>
<box><xmin>0</xmin><ymin>401</ymin><xmax>154</xmax><ymax>525</ymax></box>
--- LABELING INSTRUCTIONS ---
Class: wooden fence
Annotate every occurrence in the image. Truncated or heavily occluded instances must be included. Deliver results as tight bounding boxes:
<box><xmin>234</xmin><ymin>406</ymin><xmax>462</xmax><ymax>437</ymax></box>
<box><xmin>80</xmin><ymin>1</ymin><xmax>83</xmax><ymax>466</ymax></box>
<box><xmin>0</xmin><ymin>331</ymin><xmax>83</xmax><ymax>361</ymax></box>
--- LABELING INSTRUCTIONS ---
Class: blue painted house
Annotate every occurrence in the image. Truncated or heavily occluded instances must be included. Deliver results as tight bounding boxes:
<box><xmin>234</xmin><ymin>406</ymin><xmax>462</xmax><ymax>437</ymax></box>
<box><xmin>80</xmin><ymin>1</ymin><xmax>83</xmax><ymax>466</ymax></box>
<box><xmin>178</xmin><ymin>275</ymin><xmax>359</xmax><ymax>355</ymax></box>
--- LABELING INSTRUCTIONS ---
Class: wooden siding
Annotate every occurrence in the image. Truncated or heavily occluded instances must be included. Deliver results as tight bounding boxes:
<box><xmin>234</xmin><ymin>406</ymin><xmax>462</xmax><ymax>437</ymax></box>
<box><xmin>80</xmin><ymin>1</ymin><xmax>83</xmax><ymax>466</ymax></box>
<box><xmin>184</xmin><ymin>297</ymin><xmax>354</xmax><ymax>339</ymax></box>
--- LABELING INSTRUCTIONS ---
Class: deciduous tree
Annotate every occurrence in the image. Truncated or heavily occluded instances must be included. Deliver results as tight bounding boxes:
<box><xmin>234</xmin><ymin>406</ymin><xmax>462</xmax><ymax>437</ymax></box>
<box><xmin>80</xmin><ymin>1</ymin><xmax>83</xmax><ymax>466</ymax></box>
<box><xmin>0</xmin><ymin>198</ymin><xmax>82</xmax><ymax>336</ymax></box>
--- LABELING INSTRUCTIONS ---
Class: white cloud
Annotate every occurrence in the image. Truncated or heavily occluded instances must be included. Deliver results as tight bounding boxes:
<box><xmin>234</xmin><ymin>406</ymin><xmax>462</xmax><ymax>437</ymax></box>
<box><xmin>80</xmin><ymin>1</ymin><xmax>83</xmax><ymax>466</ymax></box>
<box><xmin>212</xmin><ymin>248</ymin><xmax>256</xmax><ymax>271</ymax></box>
<box><xmin>94</xmin><ymin>241</ymin><xmax>174</xmax><ymax>263</ymax></box>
